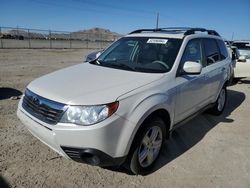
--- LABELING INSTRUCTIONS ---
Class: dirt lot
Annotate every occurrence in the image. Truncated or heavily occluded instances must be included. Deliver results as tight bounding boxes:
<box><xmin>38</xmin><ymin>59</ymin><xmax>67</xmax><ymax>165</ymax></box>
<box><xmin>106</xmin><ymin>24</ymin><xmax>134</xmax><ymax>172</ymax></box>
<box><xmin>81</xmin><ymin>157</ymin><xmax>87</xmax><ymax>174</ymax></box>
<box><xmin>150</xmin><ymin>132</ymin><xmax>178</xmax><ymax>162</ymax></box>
<box><xmin>1</xmin><ymin>49</ymin><xmax>250</xmax><ymax>188</ymax></box>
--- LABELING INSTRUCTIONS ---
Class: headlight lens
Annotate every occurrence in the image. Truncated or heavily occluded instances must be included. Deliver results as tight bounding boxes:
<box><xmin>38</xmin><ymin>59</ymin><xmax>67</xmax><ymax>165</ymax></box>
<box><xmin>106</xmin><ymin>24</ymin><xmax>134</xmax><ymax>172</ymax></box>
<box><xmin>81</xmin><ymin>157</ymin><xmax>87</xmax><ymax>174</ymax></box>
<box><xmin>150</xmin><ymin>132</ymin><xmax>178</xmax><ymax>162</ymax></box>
<box><xmin>60</xmin><ymin>102</ymin><xmax>119</xmax><ymax>126</ymax></box>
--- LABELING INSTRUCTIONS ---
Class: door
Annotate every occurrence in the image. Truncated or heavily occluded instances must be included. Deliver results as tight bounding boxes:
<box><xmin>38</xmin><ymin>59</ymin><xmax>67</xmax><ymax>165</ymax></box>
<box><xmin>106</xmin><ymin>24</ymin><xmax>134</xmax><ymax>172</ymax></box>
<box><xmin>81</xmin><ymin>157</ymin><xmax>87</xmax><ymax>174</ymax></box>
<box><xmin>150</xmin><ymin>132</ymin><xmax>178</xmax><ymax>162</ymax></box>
<box><xmin>174</xmin><ymin>39</ymin><xmax>209</xmax><ymax>124</ymax></box>
<box><xmin>203</xmin><ymin>38</ymin><xmax>227</xmax><ymax>101</ymax></box>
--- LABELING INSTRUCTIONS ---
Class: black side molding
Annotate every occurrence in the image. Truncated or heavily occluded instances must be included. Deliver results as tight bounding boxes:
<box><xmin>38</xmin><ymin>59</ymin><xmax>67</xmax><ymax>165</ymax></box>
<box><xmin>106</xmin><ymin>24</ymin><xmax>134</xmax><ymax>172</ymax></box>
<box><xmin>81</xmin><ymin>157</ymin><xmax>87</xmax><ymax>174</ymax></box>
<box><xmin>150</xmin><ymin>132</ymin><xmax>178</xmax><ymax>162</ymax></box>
<box><xmin>172</xmin><ymin>103</ymin><xmax>214</xmax><ymax>131</ymax></box>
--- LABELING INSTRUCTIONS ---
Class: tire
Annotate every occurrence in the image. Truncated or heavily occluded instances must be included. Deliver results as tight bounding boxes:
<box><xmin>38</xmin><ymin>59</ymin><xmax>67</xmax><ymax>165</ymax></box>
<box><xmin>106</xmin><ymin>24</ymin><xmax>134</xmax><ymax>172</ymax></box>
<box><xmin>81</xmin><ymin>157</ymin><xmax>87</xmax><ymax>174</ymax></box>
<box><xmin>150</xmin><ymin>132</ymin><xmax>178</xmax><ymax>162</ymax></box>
<box><xmin>125</xmin><ymin>117</ymin><xmax>166</xmax><ymax>175</ymax></box>
<box><xmin>208</xmin><ymin>86</ymin><xmax>227</xmax><ymax>115</ymax></box>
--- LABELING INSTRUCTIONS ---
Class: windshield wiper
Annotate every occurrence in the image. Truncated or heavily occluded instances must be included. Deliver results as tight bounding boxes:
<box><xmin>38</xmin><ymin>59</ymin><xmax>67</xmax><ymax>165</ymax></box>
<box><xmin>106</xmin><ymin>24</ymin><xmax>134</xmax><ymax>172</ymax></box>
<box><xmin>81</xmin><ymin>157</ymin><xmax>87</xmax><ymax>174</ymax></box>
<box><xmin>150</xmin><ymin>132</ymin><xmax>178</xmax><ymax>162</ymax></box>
<box><xmin>103</xmin><ymin>62</ymin><xmax>136</xmax><ymax>71</ymax></box>
<box><xmin>116</xmin><ymin>63</ymin><xmax>136</xmax><ymax>71</ymax></box>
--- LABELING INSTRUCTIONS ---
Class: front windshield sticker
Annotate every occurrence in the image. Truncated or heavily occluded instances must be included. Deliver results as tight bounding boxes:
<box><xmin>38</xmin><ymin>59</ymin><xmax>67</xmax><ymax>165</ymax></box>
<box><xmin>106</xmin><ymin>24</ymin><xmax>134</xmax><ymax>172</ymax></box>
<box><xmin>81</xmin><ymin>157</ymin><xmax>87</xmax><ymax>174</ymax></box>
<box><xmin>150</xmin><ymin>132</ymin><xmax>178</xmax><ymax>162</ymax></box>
<box><xmin>147</xmin><ymin>39</ymin><xmax>168</xmax><ymax>44</ymax></box>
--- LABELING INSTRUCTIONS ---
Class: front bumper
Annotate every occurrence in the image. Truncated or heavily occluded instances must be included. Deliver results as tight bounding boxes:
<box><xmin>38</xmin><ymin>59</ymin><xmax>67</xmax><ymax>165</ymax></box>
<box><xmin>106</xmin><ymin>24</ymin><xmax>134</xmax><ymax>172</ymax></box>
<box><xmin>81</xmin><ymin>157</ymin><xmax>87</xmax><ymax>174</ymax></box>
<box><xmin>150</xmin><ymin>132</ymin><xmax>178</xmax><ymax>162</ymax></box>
<box><xmin>17</xmin><ymin>99</ymin><xmax>134</xmax><ymax>166</ymax></box>
<box><xmin>61</xmin><ymin>146</ymin><xmax>126</xmax><ymax>166</ymax></box>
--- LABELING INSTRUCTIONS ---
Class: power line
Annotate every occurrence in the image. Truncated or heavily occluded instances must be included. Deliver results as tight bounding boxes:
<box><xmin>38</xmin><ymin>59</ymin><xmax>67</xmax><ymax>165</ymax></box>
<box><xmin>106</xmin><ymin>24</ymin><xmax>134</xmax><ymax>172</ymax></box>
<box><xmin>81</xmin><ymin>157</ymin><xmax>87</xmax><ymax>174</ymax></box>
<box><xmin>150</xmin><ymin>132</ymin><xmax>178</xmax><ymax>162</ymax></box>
<box><xmin>71</xmin><ymin>0</ymin><xmax>155</xmax><ymax>15</ymax></box>
<box><xmin>31</xmin><ymin>0</ymin><xmax>156</xmax><ymax>18</ymax></box>
<box><xmin>30</xmin><ymin>0</ymin><xmax>186</xmax><ymax>30</ymax></box>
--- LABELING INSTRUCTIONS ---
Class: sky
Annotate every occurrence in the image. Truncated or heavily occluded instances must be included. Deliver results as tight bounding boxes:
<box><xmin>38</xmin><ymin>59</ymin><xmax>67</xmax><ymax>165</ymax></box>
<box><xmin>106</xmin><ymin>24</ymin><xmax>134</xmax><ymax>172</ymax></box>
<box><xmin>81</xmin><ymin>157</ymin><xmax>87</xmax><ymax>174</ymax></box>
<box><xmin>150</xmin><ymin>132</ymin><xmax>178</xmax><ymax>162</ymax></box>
<box><xmin>0</xmin><ymin>0</ymin><xmax>250</xmax><ymax>40</ymax></box>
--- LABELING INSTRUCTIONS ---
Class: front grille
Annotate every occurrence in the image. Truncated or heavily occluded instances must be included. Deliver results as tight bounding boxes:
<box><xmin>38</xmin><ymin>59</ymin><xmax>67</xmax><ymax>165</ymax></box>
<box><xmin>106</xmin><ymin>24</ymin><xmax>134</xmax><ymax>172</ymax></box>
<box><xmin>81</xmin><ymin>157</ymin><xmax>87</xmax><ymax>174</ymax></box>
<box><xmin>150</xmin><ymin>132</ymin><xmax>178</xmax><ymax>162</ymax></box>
<box><xmin>22</xmin><ymin>89</ymin><xmax>66</xmax><ymax>125</ymax></box>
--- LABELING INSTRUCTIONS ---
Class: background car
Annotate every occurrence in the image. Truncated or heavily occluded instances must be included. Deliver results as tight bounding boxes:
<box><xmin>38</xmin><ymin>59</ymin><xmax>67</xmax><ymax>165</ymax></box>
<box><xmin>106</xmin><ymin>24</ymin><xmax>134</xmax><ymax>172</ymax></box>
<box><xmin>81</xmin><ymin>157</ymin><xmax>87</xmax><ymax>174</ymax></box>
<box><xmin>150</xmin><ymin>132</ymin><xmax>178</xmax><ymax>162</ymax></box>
<box><xmin>226</xmin><ymin>44</ymin><xmax>240</xmax><ymax>84</ymax></box>
<box><xmin>232</xmin><ymin>41</ymin><xmax>250</xmax><ymax>79</ymax></box>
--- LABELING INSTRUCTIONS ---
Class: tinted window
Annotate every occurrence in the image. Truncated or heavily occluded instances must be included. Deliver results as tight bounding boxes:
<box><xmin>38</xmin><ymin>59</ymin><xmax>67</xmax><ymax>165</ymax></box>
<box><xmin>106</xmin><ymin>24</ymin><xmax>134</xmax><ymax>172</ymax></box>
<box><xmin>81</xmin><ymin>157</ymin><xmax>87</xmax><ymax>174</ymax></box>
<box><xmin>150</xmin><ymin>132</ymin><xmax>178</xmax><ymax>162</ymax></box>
<box><xmin>217</xmin><ymin>40</ymin><xmax>228</xmax><ymax>60</ymax></box>
<box><xmin>181</xmin><ymin>39</ymin><xmax>203</xmax><ymax>65</ymax></box>
<box><xmin>203</xmin><ymin>39</ymin><xmax>220</xmax><ymax>65</ymax></box>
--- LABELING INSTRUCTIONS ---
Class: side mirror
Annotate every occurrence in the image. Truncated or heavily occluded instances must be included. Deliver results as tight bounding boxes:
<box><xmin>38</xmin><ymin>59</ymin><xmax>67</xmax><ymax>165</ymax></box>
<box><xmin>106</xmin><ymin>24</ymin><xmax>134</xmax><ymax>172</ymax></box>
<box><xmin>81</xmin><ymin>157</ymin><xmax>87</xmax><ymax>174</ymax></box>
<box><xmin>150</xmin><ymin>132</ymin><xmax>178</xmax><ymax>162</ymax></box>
<box><xmin>96</xmin><ymin>51</ymin><xmax>102</xmax><ymax>58</ymax></box>
<box><xmin>85</xmin><ymin>50</ymin><xmax>104</xmax><ymax>62</ymax></box>
<box><xmin>183</xmin><ymin>61</ymin><xmax>202</xmax><ymax>74</ymax></box>
<box><xmin>238</xmin><ymin>55</ymin><xmax>247</xmax><ymax>62</ymax></box>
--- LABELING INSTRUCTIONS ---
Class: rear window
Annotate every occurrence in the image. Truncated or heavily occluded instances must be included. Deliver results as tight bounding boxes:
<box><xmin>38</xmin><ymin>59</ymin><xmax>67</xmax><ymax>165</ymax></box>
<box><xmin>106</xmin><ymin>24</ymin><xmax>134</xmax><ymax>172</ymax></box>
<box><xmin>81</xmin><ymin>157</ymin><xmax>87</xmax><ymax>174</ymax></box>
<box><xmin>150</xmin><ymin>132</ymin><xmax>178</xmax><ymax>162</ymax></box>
<box><xmin>203</xmin><ymin>38</ymin><xmax>221</xmax><ymax>65</ymax></box>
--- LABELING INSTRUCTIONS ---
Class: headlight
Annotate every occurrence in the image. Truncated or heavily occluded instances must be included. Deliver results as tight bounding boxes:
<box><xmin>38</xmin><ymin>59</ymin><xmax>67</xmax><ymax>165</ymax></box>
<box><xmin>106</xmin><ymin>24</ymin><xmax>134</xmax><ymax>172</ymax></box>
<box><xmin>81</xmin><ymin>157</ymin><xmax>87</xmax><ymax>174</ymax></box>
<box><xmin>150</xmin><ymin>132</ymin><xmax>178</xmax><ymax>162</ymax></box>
<box><xmin>60</xmin><ymin>102</ymin><xmax>119</xmax><ymax>126</ymax></box>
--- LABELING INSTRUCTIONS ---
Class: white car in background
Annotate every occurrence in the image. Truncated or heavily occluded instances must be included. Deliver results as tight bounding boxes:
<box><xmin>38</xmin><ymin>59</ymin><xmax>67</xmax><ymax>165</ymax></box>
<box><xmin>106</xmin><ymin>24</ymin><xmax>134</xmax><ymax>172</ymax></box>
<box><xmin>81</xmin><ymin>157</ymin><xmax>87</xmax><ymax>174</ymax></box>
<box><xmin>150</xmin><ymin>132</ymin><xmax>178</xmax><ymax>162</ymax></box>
<box><xmin>232</xmin><ymin>41</ymin><xmax>250</xmax><ymax>78</ymax></box>
<box><xmin>226</xmin><ymin>44</ymin><xmax>239</xmax><ymax>83</ymax></box>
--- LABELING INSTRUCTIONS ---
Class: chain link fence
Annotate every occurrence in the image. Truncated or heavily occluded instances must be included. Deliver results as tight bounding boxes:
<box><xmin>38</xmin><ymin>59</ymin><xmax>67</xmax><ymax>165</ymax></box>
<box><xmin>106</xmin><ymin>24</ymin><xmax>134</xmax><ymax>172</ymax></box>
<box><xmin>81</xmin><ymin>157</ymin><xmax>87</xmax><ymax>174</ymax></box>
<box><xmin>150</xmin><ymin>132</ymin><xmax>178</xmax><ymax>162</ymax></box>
<box><xmin>0</xmin><ymin>26</ymin><xmax>121</xmax><ymax>49</ymax></box>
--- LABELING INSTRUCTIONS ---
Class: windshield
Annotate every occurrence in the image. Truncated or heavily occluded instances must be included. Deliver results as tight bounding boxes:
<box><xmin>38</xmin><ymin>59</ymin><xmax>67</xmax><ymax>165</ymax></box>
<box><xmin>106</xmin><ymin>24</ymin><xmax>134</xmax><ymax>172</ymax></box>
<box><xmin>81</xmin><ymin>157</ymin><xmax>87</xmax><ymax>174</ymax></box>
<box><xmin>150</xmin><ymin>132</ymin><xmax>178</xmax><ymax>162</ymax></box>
<box><xmin>91</xmin><ymin>37</ymin><xmax>182</xmax><ymax>73</ymax></box>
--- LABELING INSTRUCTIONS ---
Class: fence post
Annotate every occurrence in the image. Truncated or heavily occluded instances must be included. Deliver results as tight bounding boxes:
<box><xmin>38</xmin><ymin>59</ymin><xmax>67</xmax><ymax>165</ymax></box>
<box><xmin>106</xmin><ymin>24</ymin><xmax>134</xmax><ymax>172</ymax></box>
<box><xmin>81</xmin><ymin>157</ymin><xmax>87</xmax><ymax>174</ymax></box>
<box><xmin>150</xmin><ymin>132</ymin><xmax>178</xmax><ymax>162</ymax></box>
<box><xmin>100</xmin><ymin>33</ymin><xmax>103</xmax><ymax>49</ymax></box>
<box><xmin>28</xmin><ymin>29</ymin><xmax>31</xmax><ymax>48</ymax></box>
<box><xmin>16</xmin><ymin>26</ymin><xmax>19</xmax><ymax>39</ymax></box>
<box><xmin>0</xmin><ymin>27</ymin><xmax>3</xmax><ymax>48</ymax></box>
<box><xmin>100</xmin><ymin>33</ymin><xmax>102</xmax><ymax>49</ymax></box>
<box><xmin>69</xmin><ymin>32</ymin><xmax>72</xmax><ymax>49</ymax></box>
<box><xmin>86</xmin><ymin>33</ymin><xmax>89</xmax><ymax>49</ymax></box>
<box><xmin>49</xmin><ymin>30</ymin><xmax>52</xmax><ymax>49</ymax></box>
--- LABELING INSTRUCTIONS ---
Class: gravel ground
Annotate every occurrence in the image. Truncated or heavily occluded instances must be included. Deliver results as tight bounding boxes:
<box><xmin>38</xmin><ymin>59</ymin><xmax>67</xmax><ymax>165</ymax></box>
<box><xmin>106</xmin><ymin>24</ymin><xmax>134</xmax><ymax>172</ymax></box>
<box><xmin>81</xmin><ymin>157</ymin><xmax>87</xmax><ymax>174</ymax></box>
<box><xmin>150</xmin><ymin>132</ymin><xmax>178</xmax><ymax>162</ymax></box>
<box><xmin>0</xmin><ymin>49</ymin><xmax>250</xmax><ymax>188</ymax></box>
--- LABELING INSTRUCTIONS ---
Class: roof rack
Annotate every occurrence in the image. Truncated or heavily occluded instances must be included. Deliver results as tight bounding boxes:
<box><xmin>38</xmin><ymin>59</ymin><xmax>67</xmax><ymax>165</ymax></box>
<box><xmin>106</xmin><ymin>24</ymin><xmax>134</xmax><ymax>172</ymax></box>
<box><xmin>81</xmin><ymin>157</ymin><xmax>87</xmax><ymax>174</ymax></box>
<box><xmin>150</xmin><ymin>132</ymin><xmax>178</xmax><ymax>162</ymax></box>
<box><xmin>129</xmin><ymin>27</ymin><xmax>220</xmax><ymax>37</ymax></box>
<box><xmin>183</xmin><ymin>28</ymin><xmax>220</xmax><ymax>36</ymax></box>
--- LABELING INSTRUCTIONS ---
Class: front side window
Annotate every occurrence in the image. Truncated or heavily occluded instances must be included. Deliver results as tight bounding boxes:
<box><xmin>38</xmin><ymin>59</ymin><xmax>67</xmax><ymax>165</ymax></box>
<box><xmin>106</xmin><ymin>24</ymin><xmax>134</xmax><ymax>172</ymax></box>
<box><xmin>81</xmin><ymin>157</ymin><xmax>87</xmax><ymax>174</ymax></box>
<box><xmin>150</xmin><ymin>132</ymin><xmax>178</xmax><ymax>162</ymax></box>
<box><xmin>203</xmin><ymin>39</ymin><xmax>221</xmax><ymax>65</ymax></box>
<box><xmin>181</xmin><ymin>39</ymin><xmax>203</xmax><ymax>65</ymax></box>
<box><xmin>91</xmin><ymin>37</ymin><xmax>183</xmax><ymax>73</ymax></box>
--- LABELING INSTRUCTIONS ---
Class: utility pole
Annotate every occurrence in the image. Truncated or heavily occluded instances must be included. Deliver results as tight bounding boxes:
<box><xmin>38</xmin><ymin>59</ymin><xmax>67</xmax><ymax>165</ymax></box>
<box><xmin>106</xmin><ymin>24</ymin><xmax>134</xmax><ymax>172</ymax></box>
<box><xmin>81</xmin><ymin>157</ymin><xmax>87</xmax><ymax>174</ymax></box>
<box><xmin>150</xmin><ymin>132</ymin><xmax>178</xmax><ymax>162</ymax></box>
<box><xmin>156</xmin><ymin>12</ymin><xmax>159</xmax><ymax>29</ymax></box>
<box><xmin>231</xmin><ymin>32</ymin><xmax>234</xmax><ymax>41</ymax></box>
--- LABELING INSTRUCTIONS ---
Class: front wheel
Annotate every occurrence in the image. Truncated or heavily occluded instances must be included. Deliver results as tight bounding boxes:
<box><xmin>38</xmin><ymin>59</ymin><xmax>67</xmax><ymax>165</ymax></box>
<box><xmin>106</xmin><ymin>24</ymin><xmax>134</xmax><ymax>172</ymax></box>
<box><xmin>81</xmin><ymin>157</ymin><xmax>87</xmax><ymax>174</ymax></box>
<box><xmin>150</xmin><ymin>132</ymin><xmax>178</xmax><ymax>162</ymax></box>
<box><xmin>125</xmin><ymin>117</ymin><xmax>166</xmax><ymax>175</ymax></box>
<box><xmin>208</xmin><ymin>86</ymin><xmax>227</xmax><ymax>115</ymax></box>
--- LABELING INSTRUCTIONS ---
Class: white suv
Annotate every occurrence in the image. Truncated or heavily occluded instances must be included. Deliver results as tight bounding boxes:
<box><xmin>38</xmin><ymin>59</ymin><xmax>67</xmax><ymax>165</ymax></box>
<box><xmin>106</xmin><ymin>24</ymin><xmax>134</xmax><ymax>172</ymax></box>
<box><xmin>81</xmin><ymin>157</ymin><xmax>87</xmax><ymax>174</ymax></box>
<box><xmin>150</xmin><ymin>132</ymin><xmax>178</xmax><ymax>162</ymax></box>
<box><xmin>17</xmin><ymin>28</ymin><xmax>231</xmax><ymax>174</ymax></box>
<box><xmin>232</xmin><ymin>41</ymin><xmax>250</xmax><ymax>78</ymax></box>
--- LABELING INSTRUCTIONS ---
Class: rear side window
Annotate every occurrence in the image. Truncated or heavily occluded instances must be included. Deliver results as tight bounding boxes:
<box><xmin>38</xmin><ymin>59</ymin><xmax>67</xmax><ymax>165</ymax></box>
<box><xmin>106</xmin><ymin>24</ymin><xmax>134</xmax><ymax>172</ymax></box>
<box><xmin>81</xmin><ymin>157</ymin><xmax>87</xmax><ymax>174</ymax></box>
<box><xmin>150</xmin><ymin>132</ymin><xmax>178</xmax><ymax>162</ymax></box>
<box><xmin>203</xmin><ymin>39</ymin><xmax>220</xmax><ymax>65</ymax></box>
<box><xmin>217</xmin><ymin>40</ymin><xmax>228</xmax><ymax>60</ymax></box>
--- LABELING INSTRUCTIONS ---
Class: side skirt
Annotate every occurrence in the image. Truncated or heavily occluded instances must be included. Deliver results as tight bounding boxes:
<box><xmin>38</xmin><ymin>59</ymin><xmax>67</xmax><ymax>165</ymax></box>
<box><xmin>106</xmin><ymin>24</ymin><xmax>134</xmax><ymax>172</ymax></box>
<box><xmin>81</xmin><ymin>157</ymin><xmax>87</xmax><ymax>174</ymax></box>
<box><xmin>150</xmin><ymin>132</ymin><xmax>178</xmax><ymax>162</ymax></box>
<box><xmin>170</xmin><ymin>103</ymin><xmax>214</xmax><ymax>134</ymax></box>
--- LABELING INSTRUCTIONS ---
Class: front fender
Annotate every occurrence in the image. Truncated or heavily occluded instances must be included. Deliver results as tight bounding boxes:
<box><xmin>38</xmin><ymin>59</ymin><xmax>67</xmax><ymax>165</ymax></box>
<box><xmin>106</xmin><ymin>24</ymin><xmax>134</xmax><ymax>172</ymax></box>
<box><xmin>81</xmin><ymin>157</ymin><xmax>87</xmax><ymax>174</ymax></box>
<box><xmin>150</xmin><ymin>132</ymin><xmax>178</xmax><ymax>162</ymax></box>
<box><xmin>116</xmin><ymin>91</ymin><xmax>175</xmax><ymax>155</ymax></box>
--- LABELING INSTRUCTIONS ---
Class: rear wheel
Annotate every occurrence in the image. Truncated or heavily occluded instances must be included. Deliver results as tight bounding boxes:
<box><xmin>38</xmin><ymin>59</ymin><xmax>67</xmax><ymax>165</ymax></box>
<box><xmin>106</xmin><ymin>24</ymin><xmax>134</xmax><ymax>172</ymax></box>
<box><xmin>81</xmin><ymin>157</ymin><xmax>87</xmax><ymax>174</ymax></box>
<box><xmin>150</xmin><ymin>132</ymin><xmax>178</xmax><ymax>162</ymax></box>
<box><xmin>125</xmin><ymin>117</ymin><xmax>166</xmax><ymax>175</ymax></box>
<box><xmin>208</xmin><ymin>86</ymin><xmax>227</xmax><ymax>115</ymax></box>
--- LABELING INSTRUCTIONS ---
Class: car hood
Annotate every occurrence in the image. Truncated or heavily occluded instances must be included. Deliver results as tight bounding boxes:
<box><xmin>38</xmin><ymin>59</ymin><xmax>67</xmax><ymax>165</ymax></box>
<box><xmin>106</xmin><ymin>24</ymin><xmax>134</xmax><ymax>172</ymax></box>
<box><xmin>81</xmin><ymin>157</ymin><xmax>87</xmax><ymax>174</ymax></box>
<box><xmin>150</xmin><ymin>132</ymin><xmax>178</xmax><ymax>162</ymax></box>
<box><xmin>27</xmin><ymin>63</ymin><xmax>163</xmax><ymax>105</ymax></box>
